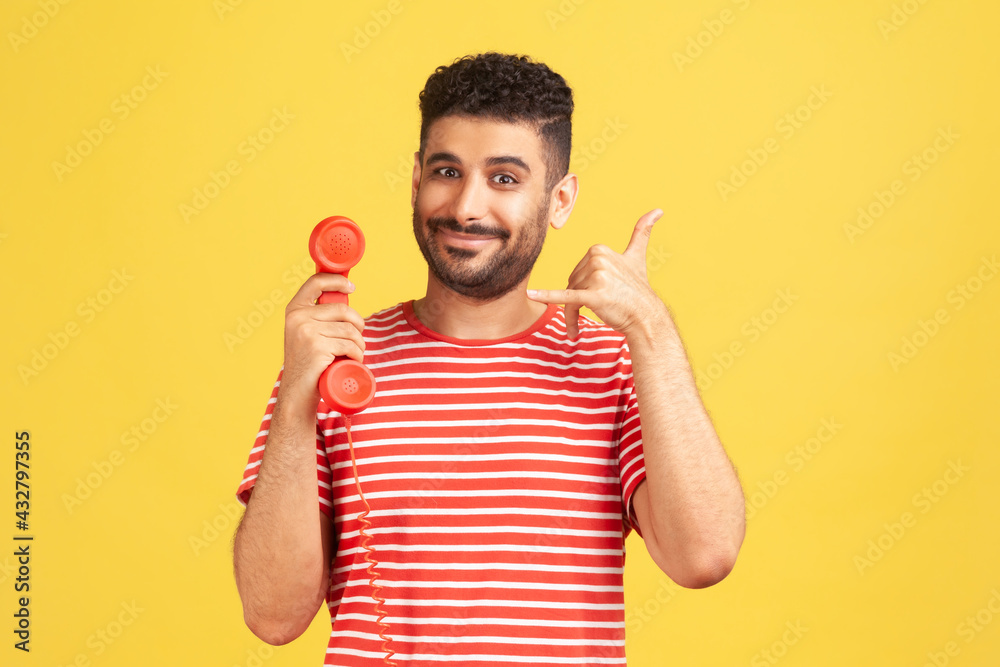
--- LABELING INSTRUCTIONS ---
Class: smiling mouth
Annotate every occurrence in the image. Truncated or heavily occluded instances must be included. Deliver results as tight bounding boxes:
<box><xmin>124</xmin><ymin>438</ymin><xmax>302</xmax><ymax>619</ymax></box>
<box><xmin>436</xmin><ymin>227</ymin><xmax>500</xmax><ymax>250</ymax></box>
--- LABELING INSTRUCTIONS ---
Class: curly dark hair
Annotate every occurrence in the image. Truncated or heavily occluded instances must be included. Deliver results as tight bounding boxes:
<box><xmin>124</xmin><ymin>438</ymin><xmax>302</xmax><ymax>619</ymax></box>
<box><xmin>417</xmin><ymin>52</ymin><xmax>574</xmax><ymax>194</ymax></box>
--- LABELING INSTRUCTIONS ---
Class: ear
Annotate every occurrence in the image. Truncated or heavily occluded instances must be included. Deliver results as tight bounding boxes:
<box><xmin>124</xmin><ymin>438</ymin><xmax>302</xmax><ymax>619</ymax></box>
<box><xmin>411</xmin><ymin>151</ymin><xmax>422</xmax><ymax>209</ymax></box>
<box><xmin>548</xmin><ymin>172</ymin><xmax>579</xmax><ymax>230</ymax></box>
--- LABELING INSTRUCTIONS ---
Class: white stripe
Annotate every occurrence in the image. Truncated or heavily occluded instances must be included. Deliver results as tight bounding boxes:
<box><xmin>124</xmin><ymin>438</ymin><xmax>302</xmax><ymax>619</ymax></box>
<box><xmin>328</xmin><ymin>452</ymin><xmax>616</xmax><ymax>468</ymax></box>
<box><xmin>331</xmin><ymin>629</ymin><xmax>624</xmax><ymax>647</ymax></box>
<box><xmin>622</xmin><ymin>466</ymin><xmax>646</xmax><ymax>496</ymax></box>
<box><xmin>362</xmin><ymin>320</ymin><xmax>407</xmax><ymax>333</ymax></box>
<box><xmin>367</xmin><ymin>352</ymin><xmax>624</xmax><ymax>373</ymax></box>
<box><xmin>330</xmin><ymin>471</ymin><xmax>619</xmax><ymax>488</ymax></box>
<box><xmin>327</xmin><ymin>434</ymin><xmax>615</xmax><ymax>450</ymax></box>
<box><xmin>378</xmin><ymin>369</ymin><xmax>630</xmax><ymax>386</ymax></box>
<box><xmin>325</xmin><ymin>400</ymin><xmax>625</xmax><ymax>421</ymax></box>
<box><xmin>365</xmin><ymin>384</ymin><xmax>628</xmax><ymax>402</ymax></box>
<box><xmin>326</xmin><ymin>647</ymin><xmax>625</xmax><ymax>664</ymax></box>
<box><xmin>365</xmin><ymin>333</ymin><xmax>626</xmax><ymax>362</ymax></box>
<box><xmin>332</xmin><ymin>561</ymin><xmax>623</xmax><ymax>575</ymax></box>
<box><xmin>365</xmin><ymin>307</ymin><xmax>407</xmax><ymax>322</ymax></box>
<box><xmin>620</xmin><ymin>422</ymin><xmax>642</xmax><ymax>446</ymax></box>
<box><xmin>330</xmin><ymin>612</ymin><xmax>623</xmax><ymax>629</ymax></box>
<box><xmin>331</xmin><ymin>488</ymin><xmax>619</xmax><ymax>504</ymax></box>
<box><xmin>338</xmin><ymin>525</ymin><xmax>622</xmax><ymax>540</ymax></box>
<box><xmin>338</xmin><ymin>543</ymin><xmax>622</xmax><ymax>557</ymax></box>
<box><xmin>619</xmin><ymin>440</ymin><xmax>642</xmax><ymax>464</ymax></box>
<box><xmin>536</xmin><ymin>330</ymin><xmax>626</xmax><ymax>351</ymax></box>
<box><xmin>330</xmin><ymin>579</ymin><xmax>623</xmax><ymax>593</ymax></box>
<box><xmin>362</xmin><ymin>329</ymin><xmax>419</xmax><ymax>344</ymax></box>
<box><xmin>337</xmin><ymin>596</ymin><xmax>622</xmax><ymax>610</ymax></box>
<box><xmin>337</xmin><ymin>506</ymin><xmax>620</xmax><ymax>520</ymax></box>
<box><xmin>327</xmin><ymin>417</ymin><xmax>618</xmax><ymax>436</ymax></box>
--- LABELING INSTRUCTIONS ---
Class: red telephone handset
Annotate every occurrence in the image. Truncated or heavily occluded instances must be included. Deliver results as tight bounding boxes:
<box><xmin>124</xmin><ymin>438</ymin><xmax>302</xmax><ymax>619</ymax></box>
<box><xmin>308</xmin><ymin>216</ymin><xmax>395</xmax><ymax>665</ymax></box>
<box><xmin>308</xmin><ymin>216</ymin><xmax>377</xmax><ymax>414</ymax></box>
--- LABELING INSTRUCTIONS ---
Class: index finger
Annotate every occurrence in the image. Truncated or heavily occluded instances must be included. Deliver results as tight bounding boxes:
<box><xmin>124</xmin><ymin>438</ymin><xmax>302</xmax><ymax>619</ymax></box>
<box><xmin>525</xmin><ymin>288</ymin><xmax>590</xmax><ymax>305</ymax></box>
<box><xmin>288</xmin><ymin>272</ymin><xmax>356</xmax><ymax>309</ymax></box>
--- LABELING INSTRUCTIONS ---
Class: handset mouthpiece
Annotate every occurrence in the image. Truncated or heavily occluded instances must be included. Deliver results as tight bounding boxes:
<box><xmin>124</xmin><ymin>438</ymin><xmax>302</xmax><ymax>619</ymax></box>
<box><xmin>310</xmin><ymin>216</ymin><xmax>366</xmax><ymax>274</ymax></box>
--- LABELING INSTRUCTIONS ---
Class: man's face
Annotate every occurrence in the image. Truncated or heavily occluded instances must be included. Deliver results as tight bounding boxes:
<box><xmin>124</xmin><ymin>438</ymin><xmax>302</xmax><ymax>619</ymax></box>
<box><xmin>411</xmin><ymin>115</ymin><xmax>553</xmax><ymax>301</ymax></box>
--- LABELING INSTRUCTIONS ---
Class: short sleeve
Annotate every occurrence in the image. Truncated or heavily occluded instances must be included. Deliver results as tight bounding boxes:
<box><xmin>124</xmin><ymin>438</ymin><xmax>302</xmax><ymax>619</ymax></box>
<box><xmin>235</xmin><ymin>366</ymin><xmax>334</xmax><ymax>521</ymax></box>
<box><xmin>616</xmin><ymin>343</ymin><xmax>646</xmax><ymax>538</ymax></box>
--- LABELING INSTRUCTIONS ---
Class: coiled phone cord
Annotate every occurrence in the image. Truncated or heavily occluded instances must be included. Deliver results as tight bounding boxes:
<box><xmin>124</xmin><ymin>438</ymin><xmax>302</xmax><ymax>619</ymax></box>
<box><xmin>344</xmin><ymin>414</ymin><xmax>397</xmax><ymax>665</ymax></box>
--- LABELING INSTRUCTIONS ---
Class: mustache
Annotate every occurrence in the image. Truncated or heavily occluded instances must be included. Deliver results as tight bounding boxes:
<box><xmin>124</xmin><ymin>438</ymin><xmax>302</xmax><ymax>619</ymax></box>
<box><xmin>427</xmin><ymin>217</ymin><xmax>510</xmax><ymax>240</ymax></box>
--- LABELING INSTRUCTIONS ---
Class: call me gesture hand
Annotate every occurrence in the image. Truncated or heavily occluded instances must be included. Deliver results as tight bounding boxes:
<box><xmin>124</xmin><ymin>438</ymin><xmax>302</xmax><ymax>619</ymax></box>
<box><xmin>528</xmin><ymin>207</ymin><xmax>746</xmax><ymax>589</ymax></box>
<box><xmin>526</xmin><ymin>208</ymin><xmax>669</xmax><ymax>340</ymax></box>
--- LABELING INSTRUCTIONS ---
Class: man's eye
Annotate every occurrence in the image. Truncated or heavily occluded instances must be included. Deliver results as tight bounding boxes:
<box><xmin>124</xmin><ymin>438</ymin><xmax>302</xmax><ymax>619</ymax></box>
<box><xmin>493</xmin><ymin>174</ymin><xmax>517</xmax><ymax>185</ymax></box>
<box><xmin>435</xmin><ymin>167</ymin><xmax>459</xmax><ymax>178</ymax></box>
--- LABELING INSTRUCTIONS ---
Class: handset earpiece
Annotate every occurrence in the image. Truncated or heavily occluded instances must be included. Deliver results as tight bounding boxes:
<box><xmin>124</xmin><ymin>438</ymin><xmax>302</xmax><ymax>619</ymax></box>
<box><xmin>309</xmin><ymin>216</ymin><xmax>377</xmax><ymax>414</ymax></box>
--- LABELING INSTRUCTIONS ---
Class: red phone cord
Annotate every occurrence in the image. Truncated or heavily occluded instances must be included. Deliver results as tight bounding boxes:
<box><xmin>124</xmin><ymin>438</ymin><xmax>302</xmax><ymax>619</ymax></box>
<box><xmin>344</xmin><ymin>414</ymin><xmax>397</xmax><ymax>665</ymax></box>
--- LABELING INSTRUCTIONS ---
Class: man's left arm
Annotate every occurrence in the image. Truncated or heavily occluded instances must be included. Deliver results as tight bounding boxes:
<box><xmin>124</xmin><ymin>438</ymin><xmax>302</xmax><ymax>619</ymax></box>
<box><xmin>527</xmin><ymin>208</ymin><xmax>746</xmax><ymax>589</ymax></box>
<box><xmin>624</xmin><ymin>295</ymin><xmax>745</xmax><ymax>588</ymax></box>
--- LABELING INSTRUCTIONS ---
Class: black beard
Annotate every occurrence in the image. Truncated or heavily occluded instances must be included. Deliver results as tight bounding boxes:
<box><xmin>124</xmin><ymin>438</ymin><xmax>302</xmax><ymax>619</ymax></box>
<box><xmin>412</xmin><ymin>201</ymin><xmax>549</xmax><ymax>302</ymax></box>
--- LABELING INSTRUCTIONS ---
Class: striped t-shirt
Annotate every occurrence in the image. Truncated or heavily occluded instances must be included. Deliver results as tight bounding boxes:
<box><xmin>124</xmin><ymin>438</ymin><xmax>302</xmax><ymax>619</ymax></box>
<box><xmin>236</xmin><ymin>300</ymin><xmax>647</xmax><ymax>665</ymax></box>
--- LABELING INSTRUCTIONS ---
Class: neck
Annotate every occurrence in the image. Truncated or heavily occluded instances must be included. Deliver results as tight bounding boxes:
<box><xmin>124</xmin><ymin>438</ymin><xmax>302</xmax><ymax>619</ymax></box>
<box><xmin>413</xmin><ymin>271</ymin><xmax>548</xmax><ymax>340</ymax></box>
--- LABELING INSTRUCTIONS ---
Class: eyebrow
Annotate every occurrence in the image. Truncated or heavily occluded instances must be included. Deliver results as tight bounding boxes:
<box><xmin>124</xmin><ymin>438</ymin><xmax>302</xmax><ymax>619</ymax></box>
<box><xmin>425</xmin><ymin>151</ymin><xmax>531</xmax><ymax>174</ymax></box>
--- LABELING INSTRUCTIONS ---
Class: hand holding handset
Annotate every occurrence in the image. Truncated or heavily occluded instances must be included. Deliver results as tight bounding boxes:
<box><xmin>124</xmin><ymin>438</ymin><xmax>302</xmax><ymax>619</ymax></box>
<box><xmin>308</xmin><ymin>216</ymin><xmax>377</xmax><ymax>414</ymax></box>
<box><xmin>309</xmin><ymin>216</ymin><xmax>395</xmax><ymax>665</ymax></box>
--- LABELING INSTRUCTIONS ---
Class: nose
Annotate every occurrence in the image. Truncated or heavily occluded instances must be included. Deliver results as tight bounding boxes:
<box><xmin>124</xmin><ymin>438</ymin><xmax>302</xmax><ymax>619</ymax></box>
<box><xmin>451</xmin><ymin>172</ymin><xmax>489</xmax><ymax>224</ymax></box>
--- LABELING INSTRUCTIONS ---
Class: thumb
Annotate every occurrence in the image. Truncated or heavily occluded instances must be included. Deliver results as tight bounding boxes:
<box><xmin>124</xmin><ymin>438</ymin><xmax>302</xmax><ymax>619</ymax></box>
<box><xmin>623</xmin><ymin>208</ymin><xmax>663</xmax><ymax>260</ymax></box>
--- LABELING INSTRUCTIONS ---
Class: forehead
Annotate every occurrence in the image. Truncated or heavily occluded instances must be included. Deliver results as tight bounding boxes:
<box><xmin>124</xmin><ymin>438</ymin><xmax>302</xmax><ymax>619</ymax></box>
<box><xmin>423</xmin><ymin>115</ymin><xmax>543</xmax><ymax>168</ymax></box>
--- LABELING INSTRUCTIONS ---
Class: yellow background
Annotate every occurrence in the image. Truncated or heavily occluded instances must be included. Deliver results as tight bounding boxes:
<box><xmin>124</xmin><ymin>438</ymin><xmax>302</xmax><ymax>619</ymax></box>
<box><xmin>2</xmin><ymin>0</ymin><xmax>998</xmax><ymax>665</ymax></box>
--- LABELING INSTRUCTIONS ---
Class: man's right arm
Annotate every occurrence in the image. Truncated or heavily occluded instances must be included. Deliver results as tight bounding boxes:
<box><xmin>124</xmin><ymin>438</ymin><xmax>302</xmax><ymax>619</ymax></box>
<box><xmin>232</xmin><ymin>272</ymin><xmax>366</xmax><ymax>645</ymax></box>
<box><xmin>233</xmin><ymin>390</ymin><xmax>334</xmax><ymax>645</ymax></box>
